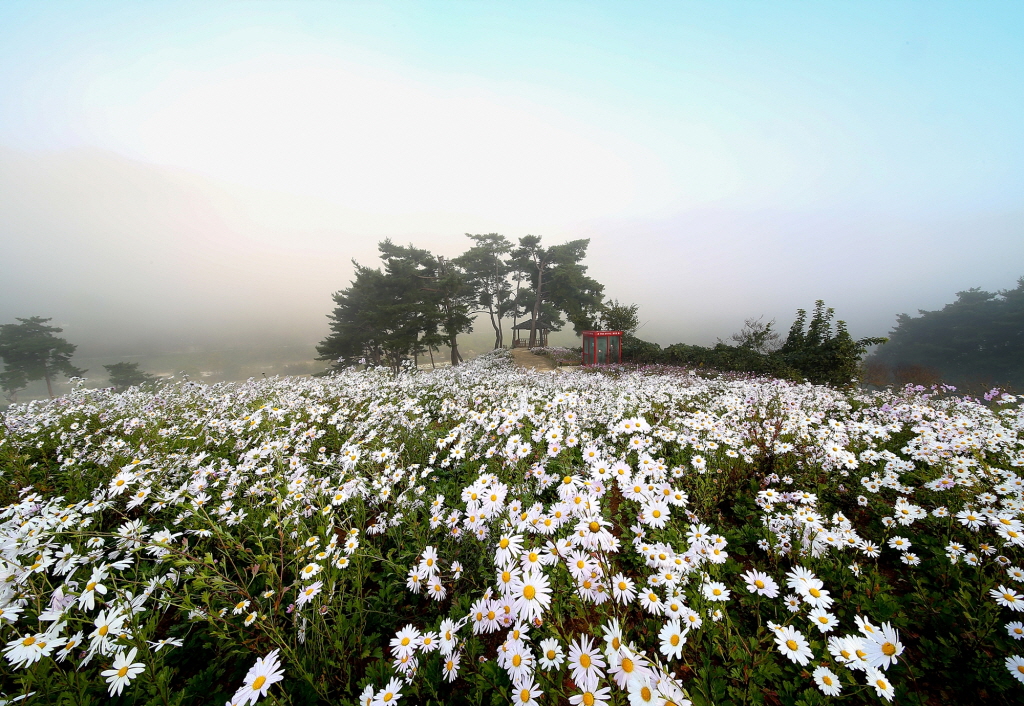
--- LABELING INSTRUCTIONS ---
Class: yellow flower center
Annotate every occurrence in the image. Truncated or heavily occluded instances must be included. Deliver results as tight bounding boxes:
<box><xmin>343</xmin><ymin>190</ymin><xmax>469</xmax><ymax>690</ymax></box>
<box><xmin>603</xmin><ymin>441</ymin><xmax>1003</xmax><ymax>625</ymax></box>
<box><xmin>252</xmin><ymin>676</ymin><xmax>267</xmax><ymax>690</ymax></box>
<box><xmin>502</xmin><ymin>571</ymin><xmax>512</xmax><ymax>583</ymax></box>
<box><xmin>786</xmin><ymin>640</ymin><xmax>798</xmax><ymax>651</ymax></box>
<box><xmin>99</xmin><ymin>626</ymin><xmax>109</xmax><ymax>636</ymax></box>
<box><xmin>383</xmin><ymin>692</ymin><xmax>394</xmax><ymax>702</ymax></box>
<box><xmin>881</xmin><ymin>642</ymin><xmax>896</xmax><ymax>656</ymax></box>
<box><xmin>754</xmin><ymin>580</ymin><xmax>765</xmax><ymax>589</ymax></box>
<box><xmin>520</xmin><ymin>689</ymin><xmax>531</xmax><ymax>702</ymax></box>
<box><xmin>583</xmin><ymin>694</ymin><xmax>595</xmax><ymax>706</ymax></box>
<box><xmin>641</xmin><ymin>687</ymin><xmax>652</xmax><ymax>701</ymax></box>
<box><xmin>500</xmin><ymin>539</ymin><xmax>510</xmax><ymax>549</ymax></box>
<box><xmin>822</xmin><ymin>675</ymin><xmax>833</xmax><ymax>685</ymax></box>
<box><xmin>118</xmin><ymin>666</ymin><xmax>129</xmax><ymax>677</ymax></box>
<box><xmin>589</xmin><ymin>521</ymin><xmax>600</xmax><ymax>533</ymax></box>
<box><xmin>579</xmin><ymin>653</ymin><xmax>591</xmax><ymax>669</ymax></box>
<box><xmin>546</xmin><ymin>650</ymin><xmax>556</xmax><ymax>659</ymax></box>
<box><xmin>523</xmin><ymin>585</ymin><xmax>537</xmax><ymax>600</ymax></box>
<box><xmin>809</xmin><ymin>588</ymin><xmax>821</xmax><ymax>598</ymax></box>
<box><xmin>86</xmin><ymin>582</ymin><xmax>97</xmax><ymax>591</ymax></box>
<box><xmin>401</xmin><ymin>637</ymin><xmax>411</xmax><ymax>646</ymax></box>
<box><xmin>22</xmin><ymin>636</ymin><xmax>35</xmax><ymax>646</ymax></box>
<box><xmin>670</xmin><ymin>634</ymin><xmax>680</xmax><ymax>646</ymax></box>
<box><xmin>621</xmin><ymin>657</ymin><xmax>634</xmax><ymax>672</ymax></box>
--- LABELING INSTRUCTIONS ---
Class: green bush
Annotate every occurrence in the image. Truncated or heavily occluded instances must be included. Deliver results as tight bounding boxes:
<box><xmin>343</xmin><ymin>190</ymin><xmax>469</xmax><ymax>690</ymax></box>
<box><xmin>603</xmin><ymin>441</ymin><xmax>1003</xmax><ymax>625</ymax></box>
<box><xmin>622</xmin><ymin>302</ymin><xmax>885</xmax><ymax>388</ymax></box>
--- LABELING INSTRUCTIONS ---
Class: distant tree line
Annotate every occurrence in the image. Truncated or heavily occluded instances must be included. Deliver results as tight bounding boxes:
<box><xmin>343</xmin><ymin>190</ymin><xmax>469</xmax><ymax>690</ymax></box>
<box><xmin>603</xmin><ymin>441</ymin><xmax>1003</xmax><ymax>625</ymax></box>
<box><xmin>0</xmin><ymin>317</ymin><xmax>161</xmax><ymax>401</ymax></box>
<box><xmin>863</xmin><ymin>277</ymin><xmax>1024</xmax><ymax>391</ymax></box>
<box><xmin>8</xmin><ymin>274</ymin><xmax>1016</xmax><ymax>396</ymax></box>
<box><xmin>622</xmin><ymin>301</ymin><xmax>887</xmax><ymax>388</ymax></box>
<box><xmin>316</xmin><ymin>234</ymin><xmax>605</xmax><ymax>372</ymax></box>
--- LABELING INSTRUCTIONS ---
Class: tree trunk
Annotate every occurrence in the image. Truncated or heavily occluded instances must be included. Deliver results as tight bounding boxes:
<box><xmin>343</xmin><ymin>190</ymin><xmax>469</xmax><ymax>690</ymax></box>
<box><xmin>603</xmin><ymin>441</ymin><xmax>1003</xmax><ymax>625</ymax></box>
<box><xmin>450</xmin><ymin>337</ymin><xmax>460</xmax><ymax>366</ymax></box>
<box><xmin>44</xmin><ymin>370</ymin><xmax>54</xmax><ymax>399</ymax></box>
<box><xmin>512</xmin><ymin>270</ymin><xmax>522</xmax><ymax>337</ymax></box>
<box><xmin>529</xmin><ymin>268</ymin><xmax>544</xmax><ymax>348</ymax></box>
<box><xmin>429</xmin><ymin>347</ymin><xmax>436</xmax><ymax>369</ymax></box>
<box><xmin>493</xmin><ymin>257</ymin><xmax>504</xmax><ymax>348</ymax></box>
<box><xmin>488</xmin><ymin>304</ymin><xmax>501</xmax><ymax>349</ymax></box>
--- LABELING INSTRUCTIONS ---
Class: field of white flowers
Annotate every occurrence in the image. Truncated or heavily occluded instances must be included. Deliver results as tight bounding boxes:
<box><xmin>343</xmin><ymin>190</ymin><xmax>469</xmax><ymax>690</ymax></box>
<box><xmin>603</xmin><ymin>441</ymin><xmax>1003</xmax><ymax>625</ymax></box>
<box><xmin>0</xmin><ymin>351</ymin><xmax>1022</xmax><ymax>706</ymax></box>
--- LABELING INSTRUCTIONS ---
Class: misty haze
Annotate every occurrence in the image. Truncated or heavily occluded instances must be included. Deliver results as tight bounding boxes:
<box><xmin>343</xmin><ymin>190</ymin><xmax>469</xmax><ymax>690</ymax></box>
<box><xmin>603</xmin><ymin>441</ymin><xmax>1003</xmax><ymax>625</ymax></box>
<box><xmin>2</xmin><ymin>3</ymin><xmax>1022</xmax><ymax>400</ymax></box>
<box><xmin>2</xmin><ymin>4</ymin><xmax>1024</xmax><ymax>706</ymax></box>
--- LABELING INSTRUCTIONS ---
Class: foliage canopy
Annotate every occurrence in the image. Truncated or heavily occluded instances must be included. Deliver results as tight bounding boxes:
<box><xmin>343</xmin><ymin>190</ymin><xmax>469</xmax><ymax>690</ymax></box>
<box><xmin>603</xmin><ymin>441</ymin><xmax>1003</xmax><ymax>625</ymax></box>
<box><xmin>319</xmin><ymin>235</ymin><xmax>606</xmax><ymax>368</ymax></box>
<box><xmin>867</xmin><ymin>277</ymin><xmax>1024</xmax><ymax>390</ymax></box>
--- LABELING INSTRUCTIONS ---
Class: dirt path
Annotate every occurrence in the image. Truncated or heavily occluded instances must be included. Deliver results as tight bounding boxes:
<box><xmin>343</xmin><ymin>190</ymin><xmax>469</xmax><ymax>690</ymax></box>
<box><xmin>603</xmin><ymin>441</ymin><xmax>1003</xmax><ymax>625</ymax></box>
<box><xmin>510</xmin><ymin>348</ymin><xmax>557</xmax><ymax>371</ymax></box>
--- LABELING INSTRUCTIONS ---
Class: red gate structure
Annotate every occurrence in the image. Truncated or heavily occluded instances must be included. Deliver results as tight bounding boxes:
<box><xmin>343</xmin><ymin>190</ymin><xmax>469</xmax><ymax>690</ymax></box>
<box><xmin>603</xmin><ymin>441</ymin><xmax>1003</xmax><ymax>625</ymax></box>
<box><xmin>581</xmin><ymin>330</ymin><xmax>623</xmax><ymax>365</ymax></box>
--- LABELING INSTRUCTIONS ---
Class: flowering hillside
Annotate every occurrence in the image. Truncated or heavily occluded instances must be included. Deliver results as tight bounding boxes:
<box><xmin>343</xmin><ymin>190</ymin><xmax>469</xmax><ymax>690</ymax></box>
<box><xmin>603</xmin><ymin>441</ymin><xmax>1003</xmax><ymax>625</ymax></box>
<box><xmin>1</xmin><ymin>352</ymin><xmax>1022</xmax><ymax>705</ymax></box>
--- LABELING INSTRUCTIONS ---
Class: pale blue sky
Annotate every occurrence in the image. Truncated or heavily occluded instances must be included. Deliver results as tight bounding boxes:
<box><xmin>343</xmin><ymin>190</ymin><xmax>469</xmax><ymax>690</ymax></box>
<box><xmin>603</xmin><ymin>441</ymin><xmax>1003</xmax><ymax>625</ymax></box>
<box><xmin>1</xmin><ymin>1</ymin><xmax>1022</xmax><ymax>352</ymax></box>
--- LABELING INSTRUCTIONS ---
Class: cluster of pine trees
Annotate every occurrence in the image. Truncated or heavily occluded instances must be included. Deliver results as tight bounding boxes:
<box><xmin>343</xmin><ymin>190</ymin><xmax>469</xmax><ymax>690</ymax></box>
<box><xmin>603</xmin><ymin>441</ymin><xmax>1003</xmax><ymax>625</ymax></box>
<box><xmin>0</xmin><ymin>317</ymin><xmax>159</xmax><ymax>401</ymax></box>
<box><xmin>316</xmin><ymin>234</ymin><xmax>604</xmax><ymax>371</ymax></box>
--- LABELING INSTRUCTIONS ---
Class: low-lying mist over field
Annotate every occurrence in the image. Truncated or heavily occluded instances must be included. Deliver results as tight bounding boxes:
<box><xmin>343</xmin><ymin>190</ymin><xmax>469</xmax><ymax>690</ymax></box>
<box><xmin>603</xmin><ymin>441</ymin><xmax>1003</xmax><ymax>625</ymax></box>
<box><xmin>3</xmin><ymin>145</ymin><xmax>1021</xmax><ymax>396</ymax></box>
<box><xmin>1</xmin><ymin>2</ymin><xmax>1023</xmax><ymax>399</ymax></box>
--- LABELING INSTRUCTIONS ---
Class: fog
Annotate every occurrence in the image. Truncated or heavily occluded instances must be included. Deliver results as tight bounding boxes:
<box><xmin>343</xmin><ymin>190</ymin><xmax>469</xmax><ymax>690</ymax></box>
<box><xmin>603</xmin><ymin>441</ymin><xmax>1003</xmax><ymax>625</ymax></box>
<box><xmin>1</xmin><ymin>3</ymin><xmax>1022</xmax><ymax>396</ymax></box>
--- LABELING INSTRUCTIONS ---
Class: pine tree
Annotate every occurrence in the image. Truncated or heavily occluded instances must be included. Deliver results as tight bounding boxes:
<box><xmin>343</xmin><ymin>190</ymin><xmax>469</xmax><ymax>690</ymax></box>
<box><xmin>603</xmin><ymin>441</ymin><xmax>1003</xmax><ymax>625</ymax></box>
<box><xmin>0</xmin><ymin>317</ymin><xmax>86</xmax><ymax>400</ymax></box>
<box><xmin>378</xmin><ymin>241</ymin><xmax>475</xmax><ymax>367</ymax></box>
<box><xmin>318</xmin><ymin>240</ymin><xmax>477</xmax><ymax>372</ymax></box>
<box><xmin>317</xmin><ymin>259</ymin><xmax>426</xmax><ymax>373</ymax></box>
<box><xmin>103</xmin><ymin>362</ymin><xmax>160</xmax><ymax>392</ymax></box>
<box><xmin>512</xmin><ymin>236</ymin><xmax>604</xmax><ymax>347</ymax></box>
<box><xmin>454</xmin><ymin>233</ymin><xmax>514</xmax><ymax>349</ymax></box>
